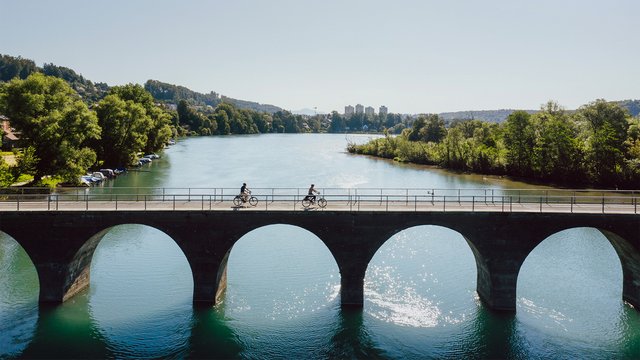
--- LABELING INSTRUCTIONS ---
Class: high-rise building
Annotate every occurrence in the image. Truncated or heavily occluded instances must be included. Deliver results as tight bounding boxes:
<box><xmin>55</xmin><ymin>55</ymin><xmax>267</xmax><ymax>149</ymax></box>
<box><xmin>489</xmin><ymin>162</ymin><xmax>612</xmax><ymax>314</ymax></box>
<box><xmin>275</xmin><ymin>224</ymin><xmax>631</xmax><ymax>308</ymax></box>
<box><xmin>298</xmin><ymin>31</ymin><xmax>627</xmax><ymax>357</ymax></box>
<box><xmin>355</xmin><ymin>104</ymin><xmax>364</xmax><ymax>115</ymax></box>
<box><xmin>379</xmin><ymin>105</ymin><xmax>388</xmax><ymax>116</ymax></box>
<box><xmin>365</xmin><ymin>106</ymin><xmax>375</xmax><ymax>117</ymax></box>
<box><xmin>345</xmin><ymin>105</ymin><xmax>354</xmax><ymax>117</ymax></box>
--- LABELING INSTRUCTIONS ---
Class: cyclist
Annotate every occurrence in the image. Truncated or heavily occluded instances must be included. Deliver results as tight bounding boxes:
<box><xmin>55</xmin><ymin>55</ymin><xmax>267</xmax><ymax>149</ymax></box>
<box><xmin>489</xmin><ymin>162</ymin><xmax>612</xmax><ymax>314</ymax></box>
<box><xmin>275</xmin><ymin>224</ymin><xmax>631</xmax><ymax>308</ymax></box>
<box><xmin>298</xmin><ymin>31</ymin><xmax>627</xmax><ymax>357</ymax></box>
<box><xmin>240</xmin><ymin>183</ymin><xmax>250</xmax><ymax>203</ymax></box>
<box><xmin>305</xmin><ymin>184</ymin><xmax>319</xmax><ymax>203</ymax></box>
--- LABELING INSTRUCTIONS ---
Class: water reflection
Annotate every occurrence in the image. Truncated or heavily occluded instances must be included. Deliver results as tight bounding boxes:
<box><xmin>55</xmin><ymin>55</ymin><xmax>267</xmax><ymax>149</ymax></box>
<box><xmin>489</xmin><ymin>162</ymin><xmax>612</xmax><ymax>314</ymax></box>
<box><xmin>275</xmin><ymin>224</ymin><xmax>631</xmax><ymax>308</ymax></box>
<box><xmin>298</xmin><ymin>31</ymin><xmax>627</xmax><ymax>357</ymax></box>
<box><xmin>86</xmin><ymin>225</ymin><xmax>194</xmax><ymax>358</ymax></box>
<box><xmin>0</xmin><ymin>233</ymin><xmax>38</xmax><ymax>359</ymax></box>
<box><xmin>516</xmin><ymin>227</ymin><xmax>631</xmax><ymax>356</ymax></box>
<box><xmin>363</xmin><ymin>225</ymin><xmax>480</xmax><ymax>358</ymax></box>
<box><xmin>222</xmin><ymin>224</ymin><xmax>341</xmax><ymax>358</ymax></box>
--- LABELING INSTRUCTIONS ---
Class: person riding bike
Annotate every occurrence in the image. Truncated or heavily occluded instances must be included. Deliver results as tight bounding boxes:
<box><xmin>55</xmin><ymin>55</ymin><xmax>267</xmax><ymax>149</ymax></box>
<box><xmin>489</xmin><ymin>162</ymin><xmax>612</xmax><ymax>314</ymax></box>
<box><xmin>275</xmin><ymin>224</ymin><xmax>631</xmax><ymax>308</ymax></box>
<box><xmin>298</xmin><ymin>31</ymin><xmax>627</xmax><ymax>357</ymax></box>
<box><xmin>240</xmin><ymin>183</ymin><xmax>251</xmax><ymax>203</ymax></box>
<box><xmin>304</xmin><ymin>184</ymin><xmax>319</xmax><ymax>203</ymax></box>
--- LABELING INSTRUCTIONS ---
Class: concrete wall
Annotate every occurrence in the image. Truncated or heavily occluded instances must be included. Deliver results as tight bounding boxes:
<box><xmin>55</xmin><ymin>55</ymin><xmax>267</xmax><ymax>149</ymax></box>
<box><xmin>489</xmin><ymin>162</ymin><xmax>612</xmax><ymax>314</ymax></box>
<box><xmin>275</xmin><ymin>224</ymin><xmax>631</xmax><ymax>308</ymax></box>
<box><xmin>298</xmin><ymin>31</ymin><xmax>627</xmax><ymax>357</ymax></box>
<box><xmin>0</xmin><ymin>210</ymin><xmax>638</xmax><ymax>312</ymax></box>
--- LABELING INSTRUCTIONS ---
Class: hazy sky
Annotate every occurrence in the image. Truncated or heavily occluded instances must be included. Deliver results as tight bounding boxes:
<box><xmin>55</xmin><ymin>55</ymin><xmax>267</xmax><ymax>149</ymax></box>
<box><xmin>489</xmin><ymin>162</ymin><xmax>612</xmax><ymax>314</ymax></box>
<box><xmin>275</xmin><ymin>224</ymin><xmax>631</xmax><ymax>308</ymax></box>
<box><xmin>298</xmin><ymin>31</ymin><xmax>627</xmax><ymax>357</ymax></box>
<box><xmin>1</xmin><ymin>0</ymin><xmax>638</xmax><ymax>114</ymax></box>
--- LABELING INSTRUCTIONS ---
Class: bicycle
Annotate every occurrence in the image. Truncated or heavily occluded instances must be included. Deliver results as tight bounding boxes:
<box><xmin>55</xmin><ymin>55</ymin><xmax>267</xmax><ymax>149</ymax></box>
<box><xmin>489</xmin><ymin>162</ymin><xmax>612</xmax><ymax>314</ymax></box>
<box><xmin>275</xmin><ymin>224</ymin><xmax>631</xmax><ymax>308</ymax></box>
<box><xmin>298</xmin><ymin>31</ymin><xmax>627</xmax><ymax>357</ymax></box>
<box><xmin>302</xmin><ymin>194</ymin><xmax>327</xmax><ymax>208</ymax></box>
<box><xmin>233</xmin><ymin>192</ymin><xmax>258</xmax><ymax>207</ymax></box>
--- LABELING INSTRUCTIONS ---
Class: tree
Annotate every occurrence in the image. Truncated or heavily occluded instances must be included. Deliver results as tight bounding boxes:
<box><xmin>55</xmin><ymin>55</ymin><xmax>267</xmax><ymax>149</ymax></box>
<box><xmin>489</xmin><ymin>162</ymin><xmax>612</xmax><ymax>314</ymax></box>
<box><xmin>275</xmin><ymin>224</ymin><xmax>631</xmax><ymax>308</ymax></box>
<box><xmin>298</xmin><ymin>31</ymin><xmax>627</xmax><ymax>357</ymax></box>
<box><xmin>329</xmin><ymin>111</ymin><xmax>346</xmax><ymax>133</ymax></box>
<box><xmin>111</xmin><ymin>84</ymin><xmax>172</xmax><ymax>152</ymax></box>
<box><xmin>576</xmin><ymin>100</ymin><xmax>630</xmax><ymax>186</ymax></box>
<box><xmin>0</xmin><ymin>73</ymin><xmax>100</xmax><ymax>183</ymax></box>
<box><xmin>94</xmin><ymin>94</ymin><xmax>151</xmax><ymax>167</ymax></box>
<box><xmin>531</xmin><ymin>102</ymin><xmax>584</xmax><ymax>183</ymax></box>
<box><xmin>503</xmin><ymin>110</ymin><xmax>535</xmax><ymax>177</ymax></box>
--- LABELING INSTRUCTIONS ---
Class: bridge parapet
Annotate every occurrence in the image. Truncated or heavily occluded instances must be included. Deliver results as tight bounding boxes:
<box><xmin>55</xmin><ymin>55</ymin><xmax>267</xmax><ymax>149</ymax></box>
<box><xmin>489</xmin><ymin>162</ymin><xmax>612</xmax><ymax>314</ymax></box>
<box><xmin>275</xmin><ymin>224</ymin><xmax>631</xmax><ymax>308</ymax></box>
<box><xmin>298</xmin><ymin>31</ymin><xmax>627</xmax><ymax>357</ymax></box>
<box><xmin>0</xmin><ymin>187</ymin><xmax>638</xmax><ymax>214</ymax></box>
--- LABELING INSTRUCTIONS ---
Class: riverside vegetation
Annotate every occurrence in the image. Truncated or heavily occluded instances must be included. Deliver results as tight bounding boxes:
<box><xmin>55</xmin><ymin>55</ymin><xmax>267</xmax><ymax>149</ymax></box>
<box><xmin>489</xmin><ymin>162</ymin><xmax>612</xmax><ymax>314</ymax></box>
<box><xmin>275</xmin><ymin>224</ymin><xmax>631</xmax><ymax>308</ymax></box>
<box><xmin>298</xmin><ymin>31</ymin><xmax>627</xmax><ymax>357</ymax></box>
<box><xmin>348</xmin><ymin>101</ymin><xmax>640</xmax><ymax>189</ymax></box>
<box><xmin>1</xmin><ymin>54</ymin><xmax>639</xmax><ymax>189</ymax></box>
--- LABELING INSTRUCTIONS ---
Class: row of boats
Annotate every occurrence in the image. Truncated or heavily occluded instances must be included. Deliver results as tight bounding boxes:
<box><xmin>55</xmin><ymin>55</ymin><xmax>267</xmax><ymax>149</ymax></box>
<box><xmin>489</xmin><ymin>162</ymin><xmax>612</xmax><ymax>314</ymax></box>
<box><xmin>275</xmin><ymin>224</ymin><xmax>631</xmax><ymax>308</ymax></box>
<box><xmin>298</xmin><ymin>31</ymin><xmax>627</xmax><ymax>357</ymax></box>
<box><xmin>79</xmin><ymin>153</ymin><xmax>161</xmax><ymax>186</ymax></box>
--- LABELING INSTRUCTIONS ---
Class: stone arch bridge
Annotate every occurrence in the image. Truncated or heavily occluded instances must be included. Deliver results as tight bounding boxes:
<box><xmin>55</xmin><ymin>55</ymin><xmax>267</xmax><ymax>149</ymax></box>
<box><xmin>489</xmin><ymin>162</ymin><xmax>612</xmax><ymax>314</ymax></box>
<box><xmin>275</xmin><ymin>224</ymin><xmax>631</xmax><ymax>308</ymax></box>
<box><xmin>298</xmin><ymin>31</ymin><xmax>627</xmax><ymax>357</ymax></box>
<box><xmin>0</xmin><ymin>210</ymin><xmax>638</xmax><ymax>312</ymax></box>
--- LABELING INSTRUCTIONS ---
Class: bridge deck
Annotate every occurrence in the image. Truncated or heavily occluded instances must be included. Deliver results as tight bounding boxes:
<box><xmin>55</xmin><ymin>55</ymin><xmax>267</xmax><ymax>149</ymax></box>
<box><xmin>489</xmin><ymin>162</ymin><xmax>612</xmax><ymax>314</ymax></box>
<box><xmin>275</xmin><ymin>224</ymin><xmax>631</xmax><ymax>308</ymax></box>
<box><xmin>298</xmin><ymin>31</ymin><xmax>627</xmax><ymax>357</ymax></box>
<box><xmin>0</xmin><ymin>199</ymin><xmax>637</xmax><ymax>214</ymax></box>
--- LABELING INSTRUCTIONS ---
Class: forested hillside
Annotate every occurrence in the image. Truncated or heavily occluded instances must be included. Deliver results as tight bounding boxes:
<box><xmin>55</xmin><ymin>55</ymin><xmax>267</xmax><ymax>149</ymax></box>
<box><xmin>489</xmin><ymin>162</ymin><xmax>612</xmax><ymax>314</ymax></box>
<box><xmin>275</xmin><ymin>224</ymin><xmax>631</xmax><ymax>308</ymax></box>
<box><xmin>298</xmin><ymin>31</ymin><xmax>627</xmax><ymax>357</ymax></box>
<box><xmin>1</xmin><ymin>54</ymin><xmax>107</xmax><ymax>103</ymax></box>
<box><xmin>145</xmin><ymin>79</ymin><xmax>282</xmax><ymax>113</ymax></box>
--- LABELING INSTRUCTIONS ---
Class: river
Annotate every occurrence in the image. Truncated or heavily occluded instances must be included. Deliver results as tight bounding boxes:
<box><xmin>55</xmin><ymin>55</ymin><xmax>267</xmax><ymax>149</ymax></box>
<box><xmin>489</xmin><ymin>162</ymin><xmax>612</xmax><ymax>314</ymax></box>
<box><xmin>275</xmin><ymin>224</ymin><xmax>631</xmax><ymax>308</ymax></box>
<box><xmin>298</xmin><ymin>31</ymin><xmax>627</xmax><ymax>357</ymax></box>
<box><xmin>1</xmin><ymin>133</ymin><xmax>639</xmax><ymax>359</ymax></box>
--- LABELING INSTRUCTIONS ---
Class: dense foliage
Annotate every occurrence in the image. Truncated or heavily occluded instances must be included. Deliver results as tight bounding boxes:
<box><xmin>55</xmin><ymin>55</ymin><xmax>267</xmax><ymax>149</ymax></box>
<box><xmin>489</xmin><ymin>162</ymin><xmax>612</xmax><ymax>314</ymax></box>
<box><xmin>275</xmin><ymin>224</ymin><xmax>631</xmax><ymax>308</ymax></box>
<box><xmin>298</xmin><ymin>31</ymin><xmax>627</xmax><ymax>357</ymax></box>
<box><xmin>0</xmin><ymin>73</ymin><xmax>101</xmax><ymax>183</ymax></box>
<box><xmin>349</xmin><ymin>100</ymin><xmax>640</xmax><ymax>189</ymax></box>
<box><xmin>0</xmin><ymin>74</ymin><xmax>174</xmax><ymax>185</ymax></box>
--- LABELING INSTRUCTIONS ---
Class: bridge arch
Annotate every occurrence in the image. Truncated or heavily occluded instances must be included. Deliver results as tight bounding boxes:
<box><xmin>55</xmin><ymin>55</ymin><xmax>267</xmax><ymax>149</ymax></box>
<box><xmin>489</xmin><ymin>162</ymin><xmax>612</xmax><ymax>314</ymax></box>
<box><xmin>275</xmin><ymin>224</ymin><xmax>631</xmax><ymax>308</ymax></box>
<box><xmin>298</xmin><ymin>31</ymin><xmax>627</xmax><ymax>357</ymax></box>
<box><xmin>215</xmin><ymin>223</ymin><xmax>340</xmax><ymax>311</ymax></box>
<box><xmin>517</xmin><ymin>226</ymin><xmax>638</xmax><ymax>311</ymax></box>
<box><xmin>364</xmin><ymin>225</ymin><xmax>478</xmax><ymax>327</ymax></box>
<box><xmin>515</xmin><ymin>226</ymin><xmax>633</xmax><ymax>347</ymax></box>
<box><xmin>63</xmin><ymin>223</ymin><xmax>193</xmax><ymax>304</ymax></box>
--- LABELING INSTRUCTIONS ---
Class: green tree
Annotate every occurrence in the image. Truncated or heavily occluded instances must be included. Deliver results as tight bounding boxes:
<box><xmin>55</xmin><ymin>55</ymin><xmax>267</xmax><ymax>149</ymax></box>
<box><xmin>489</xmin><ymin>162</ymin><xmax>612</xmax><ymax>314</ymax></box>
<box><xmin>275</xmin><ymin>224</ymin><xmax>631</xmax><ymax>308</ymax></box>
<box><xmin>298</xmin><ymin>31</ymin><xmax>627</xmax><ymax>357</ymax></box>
<box><xmin>503</xmin><ymin>110</ymin><xmax>535</xmax><ymax>177</ymax></box>
<box><xmin>94</xmin><ymin>94</ymin><xmax>151</xmax><ymax>167</ymax></box>
<box><xmin>111</xmin><ymin>84</ymin><xmax>172</xmax><ymax>152</ymax></box>
<box><xmin>0</xmin><ymin>73</ymin><xmax>100</xmax><ymax>183</ymax></box>
<box><xmin>531</xmin><ymin>102</ymin><xmax>584</xmax><ymax>183</ymax></box>
<box><xmin>576</xmin><ymin>100</ymin><xmax>629</xmax><ymax>186</ymax></box>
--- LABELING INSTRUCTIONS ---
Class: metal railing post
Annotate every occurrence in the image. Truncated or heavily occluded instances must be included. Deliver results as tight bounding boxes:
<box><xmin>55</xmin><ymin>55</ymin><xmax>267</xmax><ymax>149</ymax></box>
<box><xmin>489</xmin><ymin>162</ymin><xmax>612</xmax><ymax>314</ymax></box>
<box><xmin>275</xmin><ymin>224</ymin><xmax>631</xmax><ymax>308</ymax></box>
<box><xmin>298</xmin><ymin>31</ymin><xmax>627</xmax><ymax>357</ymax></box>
<box><xmin>145</xmin><ymin>195</ymin><xmax>147</xmax><ymax>210</ymax></box>
<box><xmin>472</xmin><ymin>196</ymin><xmax>475</xmax><ymax>212</ymax></box>
<box><xmin>501</xmin><ymin>195</ymin><xmax>504</xmax><ymax>212</ymax></box>
<box><xmin>86</xmin><ymin>194</ymin><xmax>89</xmax><ymax>210</ymax></box>
<box><xmin>115</xmin><ymin>195</ymin><xmax>118</xmax><ymax>210</ymax></box>
<box><xmin>539</xmin><ymin>196</ymin><xmax>542</xmax><ymax>212</ymax></box>
<box><xmin>17</xmin><ymin>194</ymin><xmax>19</xmax><ymax>211</ymax></box>
<box><xmin>571</xmin><ymin>196</ymin><xmax>573</xmax><ymax>213</ymax></box>
<box><xmin>602</xmin><ymin>196</ymin><xmax>605</xmax><ymax>214</ymax></box>
<box><xmin>414</xmin><ymin>196</ymin><xmax>417</xmax><ymax>211</ymax></box>
<box><xmin>173</xmin><ymin>195</ymin><xmax>176</xmax><ymax>210</ymax></box>
<box><xmin>510</xmin><ymin>196</ymin><xmax>512</xmax><ymax>212</ymax></box>
<box><xmin>386</xmin><ymin>195</ymin><xmax>389</xmax><ymax>211</ymax></box>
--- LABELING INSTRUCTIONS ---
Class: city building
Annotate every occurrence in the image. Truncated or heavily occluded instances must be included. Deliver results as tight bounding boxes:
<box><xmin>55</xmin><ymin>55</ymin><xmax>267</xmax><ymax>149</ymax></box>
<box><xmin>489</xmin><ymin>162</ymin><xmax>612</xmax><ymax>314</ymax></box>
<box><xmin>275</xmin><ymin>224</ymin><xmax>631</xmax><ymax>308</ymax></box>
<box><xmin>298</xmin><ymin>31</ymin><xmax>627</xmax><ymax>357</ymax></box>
<box><xmin>355</xmin><ymin>104</ymin><xmax>364</xmax><ymax>115</ymax></box>
<box><xmin>365</xmin><ymin>106</ymin><xmax>375</xmax><ymax>117</ymax></box>
<box><xmin>379</xmin><ymin>105</ymin><xmax>388</xmax><ymax>116</ymax></box>
<box><xmin>344</xmin><ymin>105</ymin><xmax>354</xmax><ymax>117</ymax></box>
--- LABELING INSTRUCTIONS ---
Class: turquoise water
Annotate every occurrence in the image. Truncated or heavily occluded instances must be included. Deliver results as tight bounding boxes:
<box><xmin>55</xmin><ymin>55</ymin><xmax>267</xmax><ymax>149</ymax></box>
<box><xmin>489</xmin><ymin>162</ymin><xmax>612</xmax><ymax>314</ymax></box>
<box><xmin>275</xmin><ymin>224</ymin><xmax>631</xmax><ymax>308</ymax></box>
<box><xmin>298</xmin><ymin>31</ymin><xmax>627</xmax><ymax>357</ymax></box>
<box><xmin>1</xmin><ymin>134</ymin><xmax>639</xmax><ymax>359</ymax></box>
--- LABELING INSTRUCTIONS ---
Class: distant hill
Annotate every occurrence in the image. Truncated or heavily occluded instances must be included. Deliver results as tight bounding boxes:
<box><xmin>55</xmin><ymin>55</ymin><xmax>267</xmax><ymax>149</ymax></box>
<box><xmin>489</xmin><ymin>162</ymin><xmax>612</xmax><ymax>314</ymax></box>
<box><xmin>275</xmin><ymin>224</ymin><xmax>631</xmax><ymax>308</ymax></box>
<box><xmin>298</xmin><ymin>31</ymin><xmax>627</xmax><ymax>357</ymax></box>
<box><xmin>0</xmin><ymin>54</ymin><xmax>108</xmax><ymax>103</ymax></box>
<box><xmin>614</xmin><ymin>99</ymin><xmax>640</xmax><ymax>117</ymax></box>
<box><xmin>0</xmin><ymin>54</ymin><xmax>283</xmax><ymax>114</ymax></box>
<box><xmin>439</xmin><ymin>100</ymin><xmax>640</xmax><ymax>123</ymax></box>
<box><xmin>438</xmin><ymin>109</ymin><xmax>537</xmax><ymax>123</ymax></box>
<box><xmin>144</xmin><ymin>79</ymin><xmax>283</xmax><ymax>114</ymax></box>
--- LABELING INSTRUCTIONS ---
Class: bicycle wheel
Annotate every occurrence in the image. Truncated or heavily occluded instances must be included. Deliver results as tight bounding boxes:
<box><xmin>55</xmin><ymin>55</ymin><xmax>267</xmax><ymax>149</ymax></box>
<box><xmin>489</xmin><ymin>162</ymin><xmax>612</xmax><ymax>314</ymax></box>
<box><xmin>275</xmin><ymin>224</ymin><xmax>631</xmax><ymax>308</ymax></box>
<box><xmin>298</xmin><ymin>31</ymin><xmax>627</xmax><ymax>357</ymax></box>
<box><xmin>318</xmin><ymin>198</ymin><xmax>327</xmax><ymax>208</ymax></box>
<box><xmin>302</xmin><ymin>198</ymin><xmax>312</xmax><ymax>208</ymax></box>
<box><xmin>249</xmin><ymin>196</ymin><xmax>258</xmax><ymax>206</ymax></box>
<box><xmin>233</xmin><ymin>196</ymin><xmax>242</xmax><ymax>206</ymax></box>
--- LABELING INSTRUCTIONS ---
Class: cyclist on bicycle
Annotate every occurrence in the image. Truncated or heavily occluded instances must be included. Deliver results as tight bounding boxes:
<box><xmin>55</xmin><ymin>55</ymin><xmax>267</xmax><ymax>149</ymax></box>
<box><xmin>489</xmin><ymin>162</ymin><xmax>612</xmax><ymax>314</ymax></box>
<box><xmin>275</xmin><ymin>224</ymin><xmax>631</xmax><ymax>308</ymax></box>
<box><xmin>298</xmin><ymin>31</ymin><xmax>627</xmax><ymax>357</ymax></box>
<box><xmin>304</xmin><ymin>184</ymin><xmax>319</xmax><ymax>203</ymax></box>
<box><xmin>240</xmin><ymin>183</ymin><xmax>250</xmax><ymax>203</ymax></box>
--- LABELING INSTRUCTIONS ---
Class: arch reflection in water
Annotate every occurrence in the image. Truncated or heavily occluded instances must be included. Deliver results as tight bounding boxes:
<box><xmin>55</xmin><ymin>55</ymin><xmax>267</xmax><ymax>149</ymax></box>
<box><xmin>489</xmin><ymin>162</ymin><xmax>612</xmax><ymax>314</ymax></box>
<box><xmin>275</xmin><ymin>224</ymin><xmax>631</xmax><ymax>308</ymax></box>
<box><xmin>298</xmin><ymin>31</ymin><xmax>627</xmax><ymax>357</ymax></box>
<box><xmin>0</xmin><ymin>232</ymin><xmax>39</xmax><ymax>358</ymax></box>
<box><xmin>87</xmin><ymin>224</ymin><xmax>194</xmax><ymax>358</ymax></box>
<box><xmin>364</xmin><ymin>225</ymin><xmax>479</xmax><ymax>358</ymax></box>
<box><xmin>222</xmin><ymin>224</ymin><xmax>340</xmax><ymax>358</ymax></box>
<box><xmin>516</xmin><ymin>227</ymin><xmax>640</xmax><ymax>357</ymax></box>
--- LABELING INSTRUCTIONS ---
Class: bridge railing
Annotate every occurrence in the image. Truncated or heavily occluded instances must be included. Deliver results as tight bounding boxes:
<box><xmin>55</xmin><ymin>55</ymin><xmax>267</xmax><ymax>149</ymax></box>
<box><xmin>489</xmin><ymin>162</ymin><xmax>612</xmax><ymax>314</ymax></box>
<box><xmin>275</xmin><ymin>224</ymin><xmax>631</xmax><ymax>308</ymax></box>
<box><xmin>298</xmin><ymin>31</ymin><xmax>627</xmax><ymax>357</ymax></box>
<box><xmin>0</xmin><ymin>187</ymin><xmax>637</xmax><ymax>214</ymax></box>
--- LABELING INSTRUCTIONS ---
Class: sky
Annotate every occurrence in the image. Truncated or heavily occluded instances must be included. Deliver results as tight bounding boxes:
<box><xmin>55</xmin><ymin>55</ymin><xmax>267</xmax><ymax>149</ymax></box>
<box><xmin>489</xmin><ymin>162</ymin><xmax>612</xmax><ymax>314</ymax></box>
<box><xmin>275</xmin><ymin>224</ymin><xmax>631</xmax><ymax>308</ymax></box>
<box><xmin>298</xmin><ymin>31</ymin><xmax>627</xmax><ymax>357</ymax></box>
<box><xmin>1</xmin><ymin>0</ymin><xmax>638</xmax><ymax>114</ymax></box>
